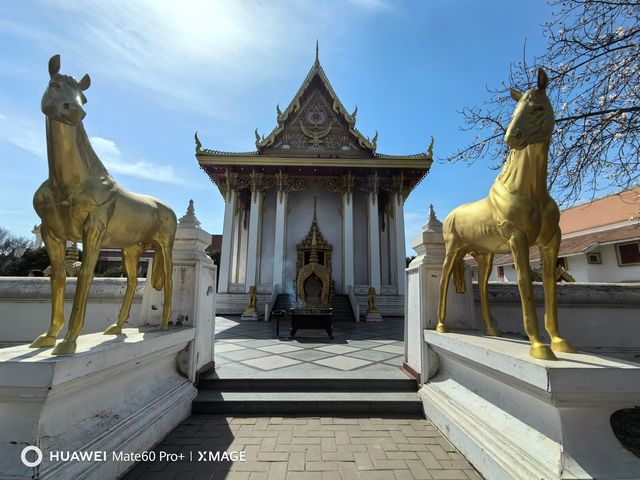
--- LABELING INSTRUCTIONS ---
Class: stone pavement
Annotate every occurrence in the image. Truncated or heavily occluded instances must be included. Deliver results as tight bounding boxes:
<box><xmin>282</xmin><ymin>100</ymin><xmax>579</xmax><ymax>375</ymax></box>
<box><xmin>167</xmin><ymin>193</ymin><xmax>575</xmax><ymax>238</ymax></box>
<box><xmin>212</xmin><ymin>315</ymin><xmax>407</xmax><ymax>379</ymax></box>
<box><xmin>122</xmin><ymin>415</ymin><xmax>482</xmax><ymax>480</ymax></box>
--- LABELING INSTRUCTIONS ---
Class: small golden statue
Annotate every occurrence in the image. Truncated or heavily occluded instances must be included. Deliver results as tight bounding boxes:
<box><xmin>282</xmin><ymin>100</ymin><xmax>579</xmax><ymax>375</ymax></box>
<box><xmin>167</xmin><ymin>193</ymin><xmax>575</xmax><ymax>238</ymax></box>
<box><xmin>30</xmin><ymin>55</ymin><xmax>177</xmax><ymax>355</ymax></box>
<box><xmin>367</xmin><ymin>287</ymin><xmax>379</xmax><ymax>314</ymax></box>
<box><xmin>437</xmin><ymin>68</ymin><xmax>575</xmax><ymax>360</ymax></box>
<box><xmin>245</xmin><ymin>286</ymin><xmax>257</xmax><ymax>314</ymax></box>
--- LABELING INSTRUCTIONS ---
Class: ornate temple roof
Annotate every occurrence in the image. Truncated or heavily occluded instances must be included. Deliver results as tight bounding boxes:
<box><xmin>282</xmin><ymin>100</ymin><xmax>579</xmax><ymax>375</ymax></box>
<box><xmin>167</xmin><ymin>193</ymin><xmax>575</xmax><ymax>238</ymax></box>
<box><xmin>196</xmin><ymin>44</ymin><xmax>432</xmax><ymax>200</ymax></box>
<box><xmin>196</xmin><ymin>43</ymin><xmax>433</xmax><ymax>165</ymax></box>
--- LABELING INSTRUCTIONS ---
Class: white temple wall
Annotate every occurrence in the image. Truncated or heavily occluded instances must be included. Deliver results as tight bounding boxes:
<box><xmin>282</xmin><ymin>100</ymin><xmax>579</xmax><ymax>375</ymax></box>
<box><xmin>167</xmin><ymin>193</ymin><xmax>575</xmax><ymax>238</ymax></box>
<box><xmin>389</xmin><ymin>209</ymin><xmax>399</xmax><ymax>288</ymax></box>
<box><xmin>380</xmin><ymin>210</ymin><xmax>392</xmax><ymax>286</ymax></box>
<box><xmin>284</xmin><ymin>189</ymin><xmax>344</xmax><ymax>294</ymax></box>
<box><xmin>230</xmin><ymin>206</ymin><xmax>249</xmax><ymax>286</ymax></box>
<box><xmin>353</xmin><ymin>192</ymin><xmax>369</xmax><ymax>285</ymax></box>
<box><xmin>258</xmin><ymin>190</ymin><xmax>276</xmax><ymax>287</ymax></box>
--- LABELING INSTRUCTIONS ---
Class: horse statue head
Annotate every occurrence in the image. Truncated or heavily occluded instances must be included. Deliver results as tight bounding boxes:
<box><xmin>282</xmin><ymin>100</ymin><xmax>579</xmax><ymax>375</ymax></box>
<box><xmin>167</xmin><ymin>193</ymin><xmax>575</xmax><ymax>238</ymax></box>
<box><xmin>505</xmin><ymin>68</ymin><xmax>554</xmax><ymax>150</ymax></box>
<box><xmin>41</xmin><ymin>54</ymin><xmax>91</xmax><ymax>126</ymax></box>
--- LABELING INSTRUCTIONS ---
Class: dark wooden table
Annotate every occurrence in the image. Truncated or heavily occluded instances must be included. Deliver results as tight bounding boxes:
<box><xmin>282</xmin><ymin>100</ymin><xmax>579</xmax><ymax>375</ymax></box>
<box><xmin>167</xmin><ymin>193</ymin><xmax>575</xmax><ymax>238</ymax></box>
<box><xmin>289</xmin><ymin>308</ymin><xmax>333</xmax><ymax>339</ymax></box>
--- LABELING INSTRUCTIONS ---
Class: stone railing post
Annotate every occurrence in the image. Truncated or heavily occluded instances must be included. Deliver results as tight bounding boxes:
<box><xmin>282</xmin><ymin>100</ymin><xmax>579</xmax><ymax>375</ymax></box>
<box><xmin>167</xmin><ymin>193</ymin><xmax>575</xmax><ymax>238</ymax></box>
<box><xmin>171</xmin><ymin>200</ymin><xmax>217</xmax><ymax>382</ymax></box>
<box><xmin>404</xmin><ymin>205</ymin><xmax>476</xmax><ymax>384</ymax></box>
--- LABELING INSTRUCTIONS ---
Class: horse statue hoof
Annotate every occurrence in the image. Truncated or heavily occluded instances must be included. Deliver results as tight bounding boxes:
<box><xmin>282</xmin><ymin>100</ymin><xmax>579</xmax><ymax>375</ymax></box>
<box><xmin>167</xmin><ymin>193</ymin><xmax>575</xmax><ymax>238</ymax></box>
<box><xmin>529</xmin><ymin>343</ymin><xmax>557</xmax><ymax>360</ymax></box>
<box><xmin>551</xmin><ymin>338</ymin><xmax>576</xmax><ymax>354</ymax></box>
<box><xmin>485</xmin><ymin>325</ymin><xmax>500</xmax><ymax>337</ymax></box>
<box><xmin>103</xmin><ymin>324</ymin><xmax>122</xmax><ymax>335</ymax></box>
<box><xmin>30</xmin><ymin>334</ymin><xmax>57</xmax><ymax>348</ymax></box>
<box><xmin>158</xmin><ymin>324</ymin><xmax>169</xmax><ymax>332</ymax></box>
<box><xmin>436</xmin><ymin>324</ymin><xmax>448</xmax><ymax>333</ymax></box>
<box><xmin>51</xmin><ymin>341</ymin><xmax>77</xmax><ymax>356</ymax></box>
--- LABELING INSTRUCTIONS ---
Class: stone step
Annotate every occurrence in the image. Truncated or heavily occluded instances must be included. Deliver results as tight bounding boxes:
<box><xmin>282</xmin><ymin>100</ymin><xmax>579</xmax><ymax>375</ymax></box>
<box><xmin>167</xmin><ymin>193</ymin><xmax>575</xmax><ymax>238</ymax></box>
<box><xmin>199</xmin><ymin>378</ymin><xmax>417</xmax><ymax>392</ymax></box>
<box><xmin>192</xmin><ymin>390</ymin><xmax>423</xmax><ymax>415</ymax></box>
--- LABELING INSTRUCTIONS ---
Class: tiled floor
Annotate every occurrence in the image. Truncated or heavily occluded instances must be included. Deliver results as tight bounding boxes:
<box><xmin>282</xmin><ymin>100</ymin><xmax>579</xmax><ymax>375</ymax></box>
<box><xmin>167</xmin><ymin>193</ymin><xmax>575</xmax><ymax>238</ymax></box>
<box><xmin>211</xmin><ymin>315</ymin><xmax>407</xmax><ymax>380</ymax></box>
<box><xmin>122</xmin><ymin>415</ymin><xmax>482</xmax><ymax>480</ymax></box>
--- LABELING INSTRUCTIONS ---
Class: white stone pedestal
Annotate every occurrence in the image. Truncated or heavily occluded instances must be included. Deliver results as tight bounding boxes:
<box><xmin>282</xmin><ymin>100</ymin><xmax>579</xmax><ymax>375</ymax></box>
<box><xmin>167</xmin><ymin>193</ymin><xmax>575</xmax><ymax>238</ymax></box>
<box><xmin>365</xmin><ymin>311</ymin><xmax>383</xmax><ymax>323</ymax></box>
<box><xmin>0</xmin><ymin>328</ymin><xmax>197</xmax><ymax>480</ymax></box>
<box><xmin>420</xmin><ymin>330</ymin><xmax>640</xmax><ymax>480</ymax></box>
<box><xmin>240</xmin><ymin>311</ymin><xmax>258</xmax><ymax>321</ymax></box>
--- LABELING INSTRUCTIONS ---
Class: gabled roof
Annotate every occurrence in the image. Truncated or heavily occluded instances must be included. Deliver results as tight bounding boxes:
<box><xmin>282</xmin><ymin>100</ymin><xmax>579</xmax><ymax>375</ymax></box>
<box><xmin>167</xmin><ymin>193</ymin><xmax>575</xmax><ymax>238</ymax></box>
<box><xmin>254</xmin><ymin>42</ymin><xmax>377</xmax><ymax>155</ymax></box>
<box><xmin>195</xmin><ymin>43</ymin><xmax>433</xmax><ymax>170</ymax></box>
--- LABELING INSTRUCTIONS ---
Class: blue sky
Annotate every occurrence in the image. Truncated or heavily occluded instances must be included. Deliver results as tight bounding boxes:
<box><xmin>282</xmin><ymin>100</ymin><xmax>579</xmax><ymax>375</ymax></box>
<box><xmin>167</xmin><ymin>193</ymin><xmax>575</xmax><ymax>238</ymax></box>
<box><xmin>0</xmin><ymin>0</ymin><xmax>552</xmax><ymax>252</ymax></box>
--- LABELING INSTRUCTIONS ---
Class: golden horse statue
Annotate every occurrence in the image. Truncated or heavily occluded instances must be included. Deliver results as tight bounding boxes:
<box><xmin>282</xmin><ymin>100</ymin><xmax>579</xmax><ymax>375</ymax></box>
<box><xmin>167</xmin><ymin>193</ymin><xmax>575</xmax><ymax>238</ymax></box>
<box><xmin>437</xmin><ymin>68</ymin><xmax>575</xmax><ymax>360</ymax></box>
<box><xmin>30</xmin><ymin>55</ymin><xmax>177</xmax><ymax>355</ymax></box>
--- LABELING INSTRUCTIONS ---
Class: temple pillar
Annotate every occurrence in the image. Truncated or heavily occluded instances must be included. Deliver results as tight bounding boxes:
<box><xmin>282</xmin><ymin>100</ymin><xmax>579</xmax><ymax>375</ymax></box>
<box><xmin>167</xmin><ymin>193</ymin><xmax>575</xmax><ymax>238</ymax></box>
<box><xmin>342</xmin><ymin>191</ymin><xmax>354</xmax><ymax>293</ymax></box>
<box><xmin>245</xmin><ymin>173</ymin><xmax>263</xmax><ymax>292</ymax></box>
<box><xmin>272</xmin><ymin>187</ymin><xmax>288</xmax><ymax>293</ymax></box>
<box><xmin>368</xmin><ymin>174</ymin><xmax>381</xmax><ymax>292</ymax></box>
<box><xmin>394</xmin><ymin>192</ymin><xmax>407</xmax><ymax>295</ymax></box>
<box><xmin>217</xmin><ymin>188</ymin><xmax>236</xmax><ymax>293</ymax></box>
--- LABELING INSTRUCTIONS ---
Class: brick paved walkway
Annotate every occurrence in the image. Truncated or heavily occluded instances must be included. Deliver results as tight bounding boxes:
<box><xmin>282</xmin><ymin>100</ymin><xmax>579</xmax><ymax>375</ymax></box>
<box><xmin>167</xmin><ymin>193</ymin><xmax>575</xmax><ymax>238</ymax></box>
<box><xmin>122</xmin><ymin>415</ymin><xmax>481</xmax><ymax>480</ymax></box>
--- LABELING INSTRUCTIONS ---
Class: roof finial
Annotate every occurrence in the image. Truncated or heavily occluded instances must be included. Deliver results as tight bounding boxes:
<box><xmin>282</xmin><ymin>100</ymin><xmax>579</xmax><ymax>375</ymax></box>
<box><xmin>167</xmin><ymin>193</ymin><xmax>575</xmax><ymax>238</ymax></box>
<box><xmin>313</xmin><ymin>194</ymin><xmax>317</xmax><ymax>222</ymax></box>
<box><xmin>426</xmin><ymin>204</ymin><xmax>442</xmax><ymax>230</ymax></box>
<box><xmin>315</xmin><ymin>40</ymin><xmax>319</xmax><ymax>65</ymax></box>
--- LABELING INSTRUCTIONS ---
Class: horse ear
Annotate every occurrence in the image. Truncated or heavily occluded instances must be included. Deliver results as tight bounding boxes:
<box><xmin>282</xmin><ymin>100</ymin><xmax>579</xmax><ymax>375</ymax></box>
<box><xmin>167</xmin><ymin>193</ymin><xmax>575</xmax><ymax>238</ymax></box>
<box><xmin>510</xmin><ymin>87</ymin><xmax>523</xmax><ymax>102</ymax></box>
<box><xmin>537</xmin><ymin>68</ymin><xmax>549</xmax><ymax>90</ymax></box>
<box><xmin>48</xmin><ymin>54</ymin><xmax>60</xmax><ymax>78</ymax></box>
<box><xmin>78</xmin><ymin>74</ymin><xmax>91</xmax><ymax>91</ymax></box>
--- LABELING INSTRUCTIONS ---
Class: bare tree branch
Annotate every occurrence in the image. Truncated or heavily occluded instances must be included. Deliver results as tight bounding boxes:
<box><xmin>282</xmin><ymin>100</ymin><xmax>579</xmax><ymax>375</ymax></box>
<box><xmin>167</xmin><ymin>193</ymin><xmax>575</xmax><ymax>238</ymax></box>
<box><xmin>445</xmin><ymin>0</ymin><xmax>640</xmax><ymax>205</ymax></box>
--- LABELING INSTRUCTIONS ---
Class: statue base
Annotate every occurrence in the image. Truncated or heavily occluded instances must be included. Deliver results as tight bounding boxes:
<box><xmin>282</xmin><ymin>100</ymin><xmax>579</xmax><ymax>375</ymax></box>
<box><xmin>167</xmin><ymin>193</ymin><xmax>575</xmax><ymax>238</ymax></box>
<box><xmin>0</xmin><ymin>327</ymin><xmax>197</xmax><ymax>480</ymax></box>
<box><xmin>241</xmin><ymin>311</ymin><xmax>259</xmax><ymax>321</ymax></box>
<box><xmin>365</xmin><ymin>311</ymin><xmax>383</xmax><ymax>323</ymax></box>
<box><xmin>420</xmin><ymin>330</ymin><xmax>640</xmax><ymax>480</ymax></box>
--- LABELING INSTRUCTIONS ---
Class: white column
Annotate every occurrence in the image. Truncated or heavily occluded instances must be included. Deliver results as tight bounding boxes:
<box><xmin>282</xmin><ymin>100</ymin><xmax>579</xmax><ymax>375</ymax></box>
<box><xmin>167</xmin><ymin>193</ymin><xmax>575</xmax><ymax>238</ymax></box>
<box><xmin>368</xmin><ymin>191</ymin><xmax>381</xmax><ymax>292</ymax></box>
<box><xmin>272</xmin><ymin>190</ymin><xmax>288</xmax><ymax>293</ymax></box>
<box><xmin>394</xmin><ymin>193</ymin><xmax>407</xmax><ymax>295</ymax></box>
<box><xmin>342</xmin><ymin>192</ymin><xmax>354</xmax><ymax>293</ymax></box>
<box><xmin>244</xmin><ymin>189</ymin><xmax>262</xmax><ymax>292</ymax></box>
<box><xmin>217</xmin><ymin>189</ymin><xmax>236</xmax><ymax>293</ymax></box>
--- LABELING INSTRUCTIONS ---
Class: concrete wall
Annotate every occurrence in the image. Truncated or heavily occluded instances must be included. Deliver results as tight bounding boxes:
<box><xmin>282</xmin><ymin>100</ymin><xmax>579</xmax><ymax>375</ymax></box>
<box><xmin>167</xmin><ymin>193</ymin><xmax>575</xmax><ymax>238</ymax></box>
<box><xmin>474</xmin><ymin>282</ymin><xmax>640</xmax><ymax>348</ymax></box>
<box><xmin>0</xmin><ymin>277</ymin><xmax>144</xmax><ymax>343</ymax></box>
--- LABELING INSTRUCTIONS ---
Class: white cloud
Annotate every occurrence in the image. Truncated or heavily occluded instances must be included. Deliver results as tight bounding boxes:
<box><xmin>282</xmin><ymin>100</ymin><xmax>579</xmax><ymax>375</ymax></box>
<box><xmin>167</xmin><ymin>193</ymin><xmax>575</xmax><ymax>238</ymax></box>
<box><xmin>0</xmin><ymin>112</ymin><xmax>45</xmax><ymax>159</ymax></box>
<box><xmin>2</xmin><ymin>0</ymin><xmax>351</xmax><ymax>119</ymax></box>
<box><xmin>90</xmin><ymin>136</ymin><xmax>192</xmax><ymax>186</ymax></box>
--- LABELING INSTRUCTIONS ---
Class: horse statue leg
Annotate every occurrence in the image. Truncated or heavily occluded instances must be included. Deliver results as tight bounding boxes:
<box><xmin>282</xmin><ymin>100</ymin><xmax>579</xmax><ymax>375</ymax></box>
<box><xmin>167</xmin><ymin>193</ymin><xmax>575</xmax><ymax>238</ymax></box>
<box><xmin>30</xmin><ymin>225</ymin><xmax>67</xmax><ymax>348</ymax></box>
<box><xmin>52</xmin><ymin>217</ymin><xmax>106</xmax><ymax>355</ymax></box>
<box><xmin>539</xmin><ymin>231</ymin><xmax>576</xmax><ymax>353</ymax></box>
<box><xmin>473</xmin><ymin>252</ymin><xmax>500</xmax><ymax>336</ymax></box>
<box><xmin>104</xmin><ymin>244</ymin><xmax>147</xmax><ymax>335</ymax></box>
<box><xmin>508</xmin><ymin>230</ymin><xmax>556</xmax><ymax>360</ymax></box>
<box><xmin>437</xmin><ymin>250</ymin><xmax>464</xmax><ymax>333</ymax></box>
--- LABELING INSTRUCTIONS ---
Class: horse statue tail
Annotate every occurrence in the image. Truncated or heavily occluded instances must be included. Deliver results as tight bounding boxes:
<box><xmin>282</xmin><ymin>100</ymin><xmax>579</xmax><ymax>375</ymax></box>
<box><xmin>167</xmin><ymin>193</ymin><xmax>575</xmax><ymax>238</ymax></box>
<box><xmin>151</xmin><ymin>204</ymin><xmax>178</xmax><ymax>291</ymax></box>
<box><xmin>151</xmin><ymin>247</ymin><xmax>165</xmax><ymax>290</ymax></box>
<box><xmin>453</xmin><ymin>257</ymin><xmax>466</xmax><ymax>294</ymax></box>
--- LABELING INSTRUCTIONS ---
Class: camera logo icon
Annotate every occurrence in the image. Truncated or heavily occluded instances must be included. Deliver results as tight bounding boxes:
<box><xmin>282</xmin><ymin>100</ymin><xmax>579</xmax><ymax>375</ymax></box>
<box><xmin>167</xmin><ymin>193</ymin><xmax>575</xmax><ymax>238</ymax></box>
<box><xmin>21</xmin><ymin>446</ymin><xmax>43</xmax><ymax>467</ymax></box>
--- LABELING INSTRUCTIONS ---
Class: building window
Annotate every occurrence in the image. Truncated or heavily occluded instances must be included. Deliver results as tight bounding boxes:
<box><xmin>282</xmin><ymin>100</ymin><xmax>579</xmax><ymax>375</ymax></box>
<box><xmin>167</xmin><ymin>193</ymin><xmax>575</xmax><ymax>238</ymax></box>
<box><xmin>617</xmin><ymin>241</ymin><xmax>640</xmax><ymax>266</ymax></box>
<box><xmin>497</xmin><ymin>266</ymin><xmax>504</xmax><ymax>278</ymax></box>
<box><xmin>587</xmin><ymin>252</ymin><xmax>602</xmax><ymax>264</ymax></box>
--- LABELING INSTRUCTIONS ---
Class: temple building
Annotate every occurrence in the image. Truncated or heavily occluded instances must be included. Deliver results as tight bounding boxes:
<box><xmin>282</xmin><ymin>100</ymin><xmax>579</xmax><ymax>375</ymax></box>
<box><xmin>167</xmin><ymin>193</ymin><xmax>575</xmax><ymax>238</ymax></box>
<box><xmin>196</xmin><ymin>47</ymin><xmax>431</xmax><ymax>316</ymax></box>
